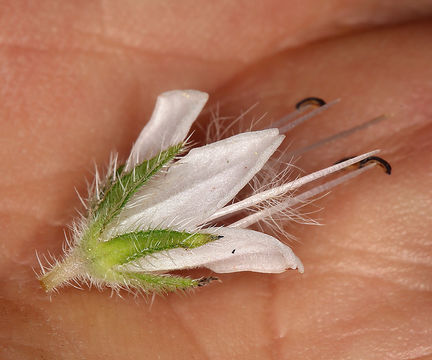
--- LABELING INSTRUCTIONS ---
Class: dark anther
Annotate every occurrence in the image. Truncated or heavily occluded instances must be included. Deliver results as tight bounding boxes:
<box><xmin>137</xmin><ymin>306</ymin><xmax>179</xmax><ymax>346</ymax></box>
<box><xmin>360</xmin><ymin>156</ymin><xmax>392</xmax><ymax>175</ymax></box>
<box><xmin>198</xmin><ymin>276</ymin><xmax>219</xmax><ymax>287</ymax></box>
<box><xmin>335</xmin><ymin>156</ymin><xmax>392</xmax><ymax>175</ymax></box>
<box><xmin>295</xmin><ymin>97</ymin><xmax>326</xmax><ymax>110</ymax></box>
<box><xmin>217</xmin><ymin>235</ymin><xmax>224</xmax><ymax>239</ymax></box>
<box><xmin>231</xmin><ymin>249</ymin><xmax>236</xmax><ymax>254</ymax></box>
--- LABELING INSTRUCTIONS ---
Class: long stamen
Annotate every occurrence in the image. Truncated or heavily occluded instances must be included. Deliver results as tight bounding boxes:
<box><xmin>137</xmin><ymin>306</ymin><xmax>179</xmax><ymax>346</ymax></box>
<box><xmin>268</xmin><ymin>97</ymin><xmax>330</xmax><ymax>130</ymax></box>
<box><xmin>288</xmin><ymin>115</ymin><xmax>386</xmax><ymax>157</ymax></box>
<box><xmin>229</xmin><ymin>165</ymin><xmax>373</xmax><ymax>228</ymax></box>
<box><xmin>207</xmin><ymin>150</ymin><xmax>379</xmax><ymax>222</ymax></box>
<box><xmin>275</xmin><ymin>99</ymin><xmax>340</xmax><ymax>134</ymax></box>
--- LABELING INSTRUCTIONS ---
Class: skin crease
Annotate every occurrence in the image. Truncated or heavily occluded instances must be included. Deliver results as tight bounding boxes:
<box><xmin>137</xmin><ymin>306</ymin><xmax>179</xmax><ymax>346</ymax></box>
<box><xmin>1</xmin><ymin>2</ymin><xmax>432</xmax><ymax>360</ymax></box>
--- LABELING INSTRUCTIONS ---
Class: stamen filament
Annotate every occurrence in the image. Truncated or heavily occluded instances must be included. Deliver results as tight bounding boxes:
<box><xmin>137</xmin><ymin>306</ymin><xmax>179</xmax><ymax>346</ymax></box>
<box><xmin>207</xmin><ymin>150</ymin><xmax>379</xmax><ymax>222</ymax></box>
<box><xmin>276</xmin><ymin>99</ymin><xmax>340</xmax><ymax>134</ymax></box>
<box><xmin>289</xmin><ymin>115</ymin><xmax>386</xmax><ymax>157</ymax></box>
<box><xmin>230</xmin><ymin>165</ymin><xmax>373</xmax><ymax>228</ymax></box>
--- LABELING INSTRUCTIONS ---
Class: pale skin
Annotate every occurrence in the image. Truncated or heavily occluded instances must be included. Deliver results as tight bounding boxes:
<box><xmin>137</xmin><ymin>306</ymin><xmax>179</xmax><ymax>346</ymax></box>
<box><xmin>1</xmin><ymin>2</ymin><xmax>432</xmax><ymax>359</ymax></box>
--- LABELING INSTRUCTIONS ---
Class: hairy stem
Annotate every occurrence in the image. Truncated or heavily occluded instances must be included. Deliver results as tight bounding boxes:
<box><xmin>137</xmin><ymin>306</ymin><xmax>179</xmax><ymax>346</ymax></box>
<box><xmin>39</xmin><ymin>253</ymin><xmax>84</xmax><ymax>292</ymax></box>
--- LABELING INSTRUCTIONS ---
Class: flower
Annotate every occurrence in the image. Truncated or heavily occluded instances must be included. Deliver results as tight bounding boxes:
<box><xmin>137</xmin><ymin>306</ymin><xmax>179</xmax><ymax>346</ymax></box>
<box><xmin>38</xmin><ymin>90</ymin><xmax>385</xmax><ymax>294</ymax></box>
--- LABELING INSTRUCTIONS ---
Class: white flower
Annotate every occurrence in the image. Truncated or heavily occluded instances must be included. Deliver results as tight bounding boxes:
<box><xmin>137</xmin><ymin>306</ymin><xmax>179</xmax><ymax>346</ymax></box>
<box><xmin>37</xmin><ymin>90</ymin><xmax>386</xmax><ymax>294</ymax></box>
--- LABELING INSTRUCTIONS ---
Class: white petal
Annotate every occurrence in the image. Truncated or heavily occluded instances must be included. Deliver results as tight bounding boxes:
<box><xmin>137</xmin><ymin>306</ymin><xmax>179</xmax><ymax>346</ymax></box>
<box><xmin>121</xmin><ymin>227</ymin><xmax>303</xmax><ymax>274</ymax></box>
<box><xmin>124</xmin><ymin>90</ymin><xmax>208</xmax><ymax>172</ymax></box>
<box><xmin>113</xmin><ymin>129</ymin><xmax>284</xmax><ymax>234</ymax></box>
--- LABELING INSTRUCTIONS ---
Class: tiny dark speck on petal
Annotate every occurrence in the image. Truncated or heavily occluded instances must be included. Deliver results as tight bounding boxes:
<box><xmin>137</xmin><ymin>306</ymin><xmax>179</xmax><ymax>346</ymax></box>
<box><xmin>232</xmin><ymin>249</ymin><xmax>236</xmax><ymax>254</ymax></box>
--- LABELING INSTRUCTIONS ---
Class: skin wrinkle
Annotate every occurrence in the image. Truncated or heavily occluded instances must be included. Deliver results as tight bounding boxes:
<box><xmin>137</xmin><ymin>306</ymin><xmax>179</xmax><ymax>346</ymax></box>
<box><xmin>2</xmin><ymin>2</ymin><xmax>432</xmax><ymax>359</ymax></box>
<box><xmin>403</xmin><ymin>350</ymin><xmax>432</xmax><ymax>360</ymax></box>
<box><xmin>321</xmin><ymin>327</ymin><xmax>432</xmax><ymax>360</ymax></box>
<box><xmin>0</xmin><ymin>1</ymin><xmax>431</xmax><ymax>63</ymax></box>
<box><xmin>333</xmin><ymin>243</ymin><xmax>432</xmax><ymax>269</ymax></box>
<box><xmin>274</xmin><ymin>281</ymin><xmax>429</xmax><ymax>359</ymax></box>
<box><xmin>304</xmin><ymin>238</ymin><xmax>432</xmax><ymax>292</ymax></box>
<box><xmin>268</xmin><ymin>274</ymin><xmax>290</xmax><ymax>360</ymax></box>
<box><xmin>82</xmin><ymin>3</ymin><xmax>432</xmax><ymax>62</ymax></box>
<box><xmin>165</xmin><ymin>299</ymin><xmax>212</xmax><ymax>360</ymax></box>
<box><xmin>168</xmin><ymin>275</ymin><xmax>277</xmax><ymax>359</ymax></box>
<box><xmin>329</xmin><ymin>265</ymin><xmax>432</xmax><ymax>293</ymax></box>
<box><xmin>262</xmin><ymin>276</ymin><xmax>279</xmax><ymax>360</ymax></box>
<box><xmin>0</xmin><ymin>293</ymin><xmax>69</xmax><ymax>356</ymax></box>
<box><xmin>1</xmin><ymin>33</ymin><xmax>246</xmax><ymax>68</ymax></box>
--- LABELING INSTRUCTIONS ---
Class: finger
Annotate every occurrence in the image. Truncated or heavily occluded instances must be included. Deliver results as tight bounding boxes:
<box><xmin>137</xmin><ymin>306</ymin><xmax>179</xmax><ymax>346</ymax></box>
<box><xmin>189</xmin><ymin>22</ymin><xmax>432</xmax><ymax>359</ymax></box>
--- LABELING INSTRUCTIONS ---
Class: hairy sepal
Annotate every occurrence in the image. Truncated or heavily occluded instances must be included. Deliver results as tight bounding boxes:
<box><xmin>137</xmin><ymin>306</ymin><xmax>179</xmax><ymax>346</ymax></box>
<box><xmin>118</xmin><ymin>272</ymin><xmax>204</xmax><ymax>294</ymax></box>
<box><xmin>89</xmin><ymin>230</ymin><xmax>219</xmax><ymax>274</ymax></box>
<box><xmin>122</xmin><ymin>227</ymin><xmax>304</xmax><ymax>274</ymax></box>
<box><xmin>86</xmin><ymin>143</ymin><xmax>183</xmax><ymax>242</ymax></box>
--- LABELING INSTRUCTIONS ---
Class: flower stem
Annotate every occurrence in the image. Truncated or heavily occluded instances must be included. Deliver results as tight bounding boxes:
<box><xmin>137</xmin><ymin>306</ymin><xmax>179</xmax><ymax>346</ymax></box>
<box><xmin>39</xmin><ymin>253</ymin><xmax>84</xmax><ymax>292</ymax></box>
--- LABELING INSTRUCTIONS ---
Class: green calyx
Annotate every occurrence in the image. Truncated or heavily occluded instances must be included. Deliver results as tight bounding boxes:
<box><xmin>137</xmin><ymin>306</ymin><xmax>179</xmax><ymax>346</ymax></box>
<box><xmin>39</xmin><ymin>143</ymin><xmax>220</xmax><ymax>293</ymax></box>
<box><xmin>88</xmin><ymin>230</ymin><xmax>220</xmax><ymax>273</ymax></box>
<box><xmin>119</xmin><ymin>272</ymin><xmax>219</xmax><ymax>293</ymax></box>
<box><xmin>82</xmin><ymin>143</ymin><xmax>183</xmax><ymax>251</ymax></box>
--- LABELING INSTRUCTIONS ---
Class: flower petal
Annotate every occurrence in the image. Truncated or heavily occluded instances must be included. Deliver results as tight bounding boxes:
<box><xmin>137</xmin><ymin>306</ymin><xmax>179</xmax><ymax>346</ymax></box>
<box><xmin>121</xmin><ymin>227</ymin><xmax>303</xmax><ymax>274</ymax></box>
<box><xmin>125</xmin><ymin>90</ymin><xmax>208</xmax><ymax>172</ymax></box>
<box><xmin>112</xmin><ymin>129</ymin><xmax>284</xmax><ymax>234</ymax></box>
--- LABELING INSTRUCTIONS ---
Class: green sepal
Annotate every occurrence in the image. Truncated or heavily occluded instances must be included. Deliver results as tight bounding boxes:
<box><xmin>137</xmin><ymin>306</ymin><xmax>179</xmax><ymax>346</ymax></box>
<box><xmin>118</xmin><ymin>272</ymin><xmax>213</xmax><ymax>293</ymax></box>
<box><xmin>92</xmin><ymin>143</ymin><xmax>183</xmax><ymax>227</ymax></box>
<box><xmin>89</xmin><ymin>230</ymin><xmax>220</xmax><ymax>271</ymax></box>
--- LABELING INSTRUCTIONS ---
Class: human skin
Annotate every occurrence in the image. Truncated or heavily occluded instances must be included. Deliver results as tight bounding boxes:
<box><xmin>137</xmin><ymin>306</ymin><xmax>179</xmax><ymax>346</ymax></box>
<box><xmin>1</xmin><ymin>1</ymin><xmax>432</xmax><ymax>359</ymax></box>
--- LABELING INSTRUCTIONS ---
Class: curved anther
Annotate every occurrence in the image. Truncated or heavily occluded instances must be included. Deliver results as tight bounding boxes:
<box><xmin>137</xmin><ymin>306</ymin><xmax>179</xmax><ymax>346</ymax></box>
<box><xmin>295</xmin><ymin>97</ymin><xmax>326</xmax><ymax>110</ymax></box>
<box><xmin>335</xmin><ymin>156</ymin><xmax>392</xmax><ymax>175</ymax></box>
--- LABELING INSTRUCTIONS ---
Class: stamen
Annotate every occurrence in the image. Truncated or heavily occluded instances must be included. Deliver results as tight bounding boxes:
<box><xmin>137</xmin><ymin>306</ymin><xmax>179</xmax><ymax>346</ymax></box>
<box><xmin>278</xmin><ymin>99</ymin><xmax>340</xmax><ymax>134</ymax></box>
<box><xmin>267</xmin><ymin>97</ymin><xmax>339</xmax><ymax>133</ymax></box>
<box><xmin>207</xmin><ymin>150</ymin><xmax>379</xmax><ymax>222</ymax></box>
<box><xmin>230</xmin><ymin>165</ymin><xmax>373</xmax><ymax>228</ymax></box>
<box><xmin>289</xmin><ymin>115</ymin><xmax>386</xmax><ymax>157</ymax></box>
